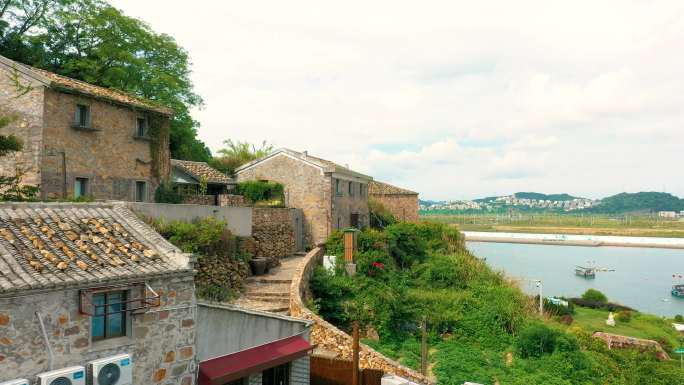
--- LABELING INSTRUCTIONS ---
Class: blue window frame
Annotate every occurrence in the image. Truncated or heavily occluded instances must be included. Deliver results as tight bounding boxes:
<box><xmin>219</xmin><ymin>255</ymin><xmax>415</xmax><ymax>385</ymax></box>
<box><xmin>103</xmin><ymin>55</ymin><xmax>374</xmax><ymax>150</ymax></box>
<box><xmin>91</xmin><ymin>290</ymin><xmax>127</xmax><ymax>341</ymax></box>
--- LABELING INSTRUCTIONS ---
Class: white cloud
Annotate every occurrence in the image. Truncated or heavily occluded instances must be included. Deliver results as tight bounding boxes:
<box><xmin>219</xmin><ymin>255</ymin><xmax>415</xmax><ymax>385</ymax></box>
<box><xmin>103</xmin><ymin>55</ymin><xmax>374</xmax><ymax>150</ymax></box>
<box><xmin>111</xmin><ymin>0</ymin><xmax>684</xmax><ymax>200</ymax></box>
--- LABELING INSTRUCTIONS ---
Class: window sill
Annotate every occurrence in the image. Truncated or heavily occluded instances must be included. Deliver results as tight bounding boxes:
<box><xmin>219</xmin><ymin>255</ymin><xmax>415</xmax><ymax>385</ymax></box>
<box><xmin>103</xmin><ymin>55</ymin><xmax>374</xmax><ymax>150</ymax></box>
<box><xmin>71</xmin><ymin>124</ymin><xmax>100</xmax><ymax>132</ymax></box>
<box><xmin>89</xmin><ymin>336</ymin><xmax>136</xmax><ymax>353</ymax></box>
<box><xmin>133</xmin><ymin>135</ymin><xmax>153</xmax><ymax>142</ymax></box>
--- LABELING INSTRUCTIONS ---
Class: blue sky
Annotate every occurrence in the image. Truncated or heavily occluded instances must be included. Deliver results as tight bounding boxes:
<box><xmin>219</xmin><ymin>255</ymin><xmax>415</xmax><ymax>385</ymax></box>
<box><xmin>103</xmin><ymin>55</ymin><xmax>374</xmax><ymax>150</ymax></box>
<box><xmin>112</xmin><ymin>1</ymin><xmax>684</xmax><ymax>200</ymax></box>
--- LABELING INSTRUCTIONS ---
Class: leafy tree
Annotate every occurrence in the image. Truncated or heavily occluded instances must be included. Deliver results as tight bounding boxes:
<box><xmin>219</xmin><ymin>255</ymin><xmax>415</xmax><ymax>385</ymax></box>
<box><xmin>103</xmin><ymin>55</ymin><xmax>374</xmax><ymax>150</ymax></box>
<box><xmin>0</xmin><ymin>0</ymin><xmax>211</xmax><ymax>161</ymax></box>
<box><xmin>369</xmin><ymin>199</ymin><xmax>397</xmax><ymax>229</ymax></box>
<box><xmin>581</xmin><ymin>288</ymin><xmax>608</xmax><ymax>303</ymax></box>
<box><xmin>209</xmin><ymin>140</ymin><xmax>273</xmax><ymax>175</ymax></box>
<box><xmin>0</xmin><ymin>115</ymin><xmax>38</xmax><ymax>201</ymax></box>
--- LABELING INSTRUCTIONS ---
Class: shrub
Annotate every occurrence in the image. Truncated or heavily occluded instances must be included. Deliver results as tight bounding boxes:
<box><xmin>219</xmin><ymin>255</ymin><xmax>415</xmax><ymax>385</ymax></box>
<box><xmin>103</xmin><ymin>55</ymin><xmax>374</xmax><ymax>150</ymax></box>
<box><xmin>154</xmin><ymin>183</ymin><xmax>183</xmax><ymax>203</ymax></box>
<box><xmin>674</xmin><ymin>314</ymin><xmax>684</xmax><ymax>322</ymax></box>
<box><xmin>569</xmin><ymin>298</ymin><xmax>634</xmax><ymax>312</ymax></box>
<box><xmin>369</xmin><ymin>199</ymin><xmax>397</xmax><ymax>229</ymax></box>
<box><xmin>385</xmin><ymin>222</ymin><xmax>427</xmax><ymax>268</ymax></box>
<box><xmin>615</xmin><ymin>310</ymin><xmax>632</xmax><ymax>323</ymax></box>
<box><xmin>236</xmin><ymin>180</ymin><xmax>284</xmax><ymax>203</ymax></box>
<box><xmin>581</xmin><ymin>289</ymin><xmax>608</xmax><ymax>303</ymax></box>
<box><xmin>310</xmin><ymin>266</ymin><xmax>355</xmax><ymax>327</ymax></box>
<box><xmin>556</xmin><ymin>333</ymin><xmax>580</xmax><ymax>353</ymax></box>
<box><xmin>154</xmin><ymin>217</ymin><xmax>234</xmax><ymax>255</ymax></box>
<box><xmin>517</xmin><ymin>323</ymin><xmax>559</xmax><ymax>358</ymax></box>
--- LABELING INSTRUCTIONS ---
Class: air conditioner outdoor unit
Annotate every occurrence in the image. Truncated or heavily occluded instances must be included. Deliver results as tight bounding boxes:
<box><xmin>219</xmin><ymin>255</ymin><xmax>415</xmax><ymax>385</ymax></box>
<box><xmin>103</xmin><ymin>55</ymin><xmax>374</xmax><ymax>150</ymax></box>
<box><xmin>0</xmin><ymin>379</ymin><xmax>29</xmax><ymax>385</ymax></box>
<box><xmin>88</xmin><ymin>353</ymin><xmax>133</xmax><ymax>385</ymax></box>
<box><xmin>36</xmin><ymin>366</ymin><xmax>86</xmax><ymax>385</ymax></box>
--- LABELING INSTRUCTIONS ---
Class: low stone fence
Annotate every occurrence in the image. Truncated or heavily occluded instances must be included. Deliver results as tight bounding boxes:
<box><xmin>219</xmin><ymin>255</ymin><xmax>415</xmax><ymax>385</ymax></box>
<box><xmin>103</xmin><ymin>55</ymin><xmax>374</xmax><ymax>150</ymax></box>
<box><xmin>218</xmin><ymin>194</ymin><xmax>248</xmax><ymax>207</ymax></box>
<box><xmin>592</xmin><ymin>332</ymin><xmax>671</xmax><ymax>360</ymax></box>
<box><xmin>181</xmin><ymin>194</ymin><xmax>248</xmax><ymax>207</ymax></box>
<box><xmin>290</xmin><ymin>248</ymin><xmax>433</xmax><ymax>385</ymax></box>
<box><xmin>182</xmin><ymin>194</ymin><xmax>215</xmax><ymax>206</ymax></box>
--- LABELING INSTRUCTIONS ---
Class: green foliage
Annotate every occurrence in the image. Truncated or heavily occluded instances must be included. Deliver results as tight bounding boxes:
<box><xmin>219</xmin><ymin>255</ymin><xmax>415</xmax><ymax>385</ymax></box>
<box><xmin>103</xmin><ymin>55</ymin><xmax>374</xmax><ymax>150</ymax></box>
<box><xmin>385</xmin><ymin>222</ymin><xmax>427</xmax><ymax>268</ymax></box>
<box><xmin>674</xmin><ymin>314</ymin><xmax>684</xmax><ymax>322</ymax></box>
<box><xmin>368</xmin><ymin>199</ymin><xmax>396</xmax><ymax>229</ymax></box>
<box><xmin>236</xmin><ymin>180</ymin><xmax>284</xmax><ymax>204</ymax></box>
<box><xmin>0</xmin><ymin>0</ymin><xmax>211</xmax><ymax>162</ymax></box>
<box><xmin>154</xmin><ymin>217</ymin><xmax>233</xmax><ymax>255</ymax></box>
<box><xmin>615</xmin><ymin>310</ymin><xmax>632</xmax><ymax>323</ymax></box>
<box><xmin>154</xmin><ymin>183</ymin><xmax>183</xmax><ymax>204</ymax></box>
<box><xmin>210</xmin><ymin>139</ymin><xmax>273</xmax><ymax>175</ymax></box>
<box><xmin>581</xmin><ymin>288</ymin><xmax>608</xmax><ymax>303</ymax></box>
<box><xmin>310</xmin><ymin>265</ymin><xmax>355</xmax><ymax>327</ymax></box>
<box><xmin>517</xmin><ymin>323</ymin><xmax>560</xmax><ymax>358</ymax></box>
<box><xmin>198</xmin><ymin>176</ymin><xmax>208</xmax><ymax>195</ymax></box>
<box><xmin>588</xmin><ymin>192</ymin><xmax>684</xmax><ymax>214</ymax></box>
<box><xmin>0</xmin><ymin>133</ymin><xmax>22</xmax><ymax>157</ymax></box>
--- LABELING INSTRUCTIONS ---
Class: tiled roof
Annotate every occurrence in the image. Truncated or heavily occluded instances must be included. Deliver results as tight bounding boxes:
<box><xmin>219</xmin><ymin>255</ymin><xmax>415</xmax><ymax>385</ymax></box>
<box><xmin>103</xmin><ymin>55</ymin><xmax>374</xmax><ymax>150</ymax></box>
<box><xmin>171</xmin><ymin>159</ymin><xmax>233</xmax><ymax>185</ymax></box>
<box><xmin>0</xmin><ymin>202</ymin><xmax>193</xmax><ymax>294</ymax></box>
<box><xmin>235</xmin><ymin>148</ymin><xmax>373</xmax><ymax>181</ymax></box>
<box><xmin>369</xmin><ymin>181</ymin><xmax>418</xmax><ymax>196</ymax></box>
<box><xmin>0</xmin><ymin>55</ymin><xmax>173</xmax><ymax>115</ymax></box>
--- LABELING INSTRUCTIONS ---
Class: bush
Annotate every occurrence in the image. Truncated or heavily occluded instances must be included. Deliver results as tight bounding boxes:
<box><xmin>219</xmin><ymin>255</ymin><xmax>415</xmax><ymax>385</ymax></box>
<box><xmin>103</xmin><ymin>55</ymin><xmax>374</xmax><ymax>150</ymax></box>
<box><xmin>385</xmin><ymin>222</ymin><xmax>427</xmax><ymax>268</ymax></box>
<box><xmin>154</xmin><ymin>183</ymin><xmax>183</xmax><ymax>203</ymax></box>
<box><xmin>555</xmin><ymin>333</ymin><xmax>580</xmax><ymax>353</ymax></box>
<box><xmin>674</xmin><ymin>314</ymin><xmax>684</xmax><ymax>323</ymax></box>
<box><xmin>615</xmin><ymin>310</ymin><xmax>632</xmax><ymax>323</ymax></box>
<box><xmin>236</xmin><ymin>180</ymin><xmax>284</xmax><ymax>203</ymax></box>
<box><xmin>517</xmin><ymin>323</ymin><xmax>559</xmax><ymax>358</ymax></box>
<box><xmin>310</xmin><ymin>266</ymin><xmax>355</xmax><ymax>328</ymax></box>
<box><xmin>369</xmin><ymin>199</ymin><xmax>397</xmax><ymax>229</ymax></box>
<box><xmin>154</xmin><ymin>217</ymin><xmax>235</xmax><ymax>255</ymax></box>
<box><xmin>581</xmin><ymin>289</ymin><xmax>608</xmax><ymax>303</ymax></box>
<box><xmin>569</xmin><ymin>298</ymin><xmax>634</xmax><ymax>312</ymax></box>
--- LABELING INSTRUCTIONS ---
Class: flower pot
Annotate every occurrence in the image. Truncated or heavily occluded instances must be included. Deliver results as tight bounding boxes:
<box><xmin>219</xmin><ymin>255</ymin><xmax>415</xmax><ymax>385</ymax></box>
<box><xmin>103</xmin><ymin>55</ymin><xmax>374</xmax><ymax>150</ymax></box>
<box><xmin>249</xmin><ymin>257</ymin><xmax>269</xmax><ymax>276</ymax></box>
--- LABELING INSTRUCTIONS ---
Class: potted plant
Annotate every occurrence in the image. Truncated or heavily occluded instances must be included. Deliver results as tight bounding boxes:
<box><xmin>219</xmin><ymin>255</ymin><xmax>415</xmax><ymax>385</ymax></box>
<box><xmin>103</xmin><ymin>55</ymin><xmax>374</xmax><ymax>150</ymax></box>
<box><xmin>249</xmin><ymin>257</ymin><xmax>269</xmax><ymax>276</ymax></box>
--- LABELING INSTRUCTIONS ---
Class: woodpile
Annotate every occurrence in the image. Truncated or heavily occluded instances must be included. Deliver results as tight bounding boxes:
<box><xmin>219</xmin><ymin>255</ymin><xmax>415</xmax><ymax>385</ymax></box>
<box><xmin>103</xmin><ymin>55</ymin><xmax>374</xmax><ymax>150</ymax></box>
<box><xmin>195</xmin><ymin>253</ymin><xmax>249</xmax><ymax>300</ymax></box>
<box><xmin>252</xmin><ymin>222</ymin><xmax>295</xmax><ymax>267</ymax></box>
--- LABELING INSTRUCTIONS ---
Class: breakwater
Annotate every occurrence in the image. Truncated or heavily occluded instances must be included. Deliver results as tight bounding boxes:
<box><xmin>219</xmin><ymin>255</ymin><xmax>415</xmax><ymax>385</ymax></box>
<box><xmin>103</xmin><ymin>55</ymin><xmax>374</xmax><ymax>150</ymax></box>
<box><xmin>463</xmin><ymin>231</ymin><xmax>684</xmax><ymax>249</ymax></box>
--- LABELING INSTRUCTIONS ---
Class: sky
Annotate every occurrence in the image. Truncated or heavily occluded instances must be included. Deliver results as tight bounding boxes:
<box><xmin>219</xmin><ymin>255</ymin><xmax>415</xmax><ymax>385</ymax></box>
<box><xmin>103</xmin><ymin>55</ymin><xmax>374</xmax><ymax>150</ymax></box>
<box><xmin>110</xmin><ymin>1</ymin><xmax>684</xmax><ymax>201</ymax></box>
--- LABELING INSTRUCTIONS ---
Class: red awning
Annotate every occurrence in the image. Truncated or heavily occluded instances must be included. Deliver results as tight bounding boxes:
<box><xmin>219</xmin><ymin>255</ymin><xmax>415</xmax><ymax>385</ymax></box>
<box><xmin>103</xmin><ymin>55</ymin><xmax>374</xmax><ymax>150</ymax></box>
<box><xmin>199</xmin><ymin>335</ymin><xmax>314</xmax><ymax>385</ymax></box>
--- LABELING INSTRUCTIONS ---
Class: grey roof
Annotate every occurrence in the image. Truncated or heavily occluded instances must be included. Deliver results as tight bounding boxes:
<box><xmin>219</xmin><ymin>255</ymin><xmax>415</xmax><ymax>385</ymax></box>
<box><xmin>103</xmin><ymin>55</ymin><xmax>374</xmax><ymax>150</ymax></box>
<box><xmin>0</xmin><ymin>201</ymin><xmax>193</xmax><ymax>295</ymax></box>
<box><xmin>235</xmin><ymin>148</ymin><xmax>373</xmax><ymax>181</ymax></box>
<box><xmin>171</xmin><ymin>159</ymin><xmax>233</xmax><ymax>185</ymax></box>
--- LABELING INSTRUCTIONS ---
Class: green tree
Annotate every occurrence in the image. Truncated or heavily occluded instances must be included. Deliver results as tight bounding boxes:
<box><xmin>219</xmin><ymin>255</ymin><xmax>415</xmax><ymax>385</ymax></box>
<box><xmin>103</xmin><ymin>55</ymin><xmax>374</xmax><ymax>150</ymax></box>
<box><xmin>0</xmin><ymin>115</ymin><xmax>38</xmax><ymax>201</ymax></box>
<box><xmin>0</xmin><ymin>0</ymin><xmax>211</xmax><ymax>161</ymax></box>
<box><xmin>581</xmin><ymin>289</ymin><xmax>608</xmax><ymax>303</ymax></box>
<box><xmin>209</xmin><ymin>140</ymin><xmax>273</xmax><ymax>175</ymax></box>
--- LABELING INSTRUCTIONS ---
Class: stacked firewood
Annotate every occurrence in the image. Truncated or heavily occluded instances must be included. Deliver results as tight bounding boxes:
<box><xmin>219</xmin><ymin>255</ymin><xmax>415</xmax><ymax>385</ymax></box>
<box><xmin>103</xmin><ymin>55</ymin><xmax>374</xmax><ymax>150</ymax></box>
<box><xmin>252</xmin><ymin>222</ymin><xmax>295</xmax><ymax>266</ymax></box>
<box><xmin>194</xmin><ymin>253</ymin><xmax>249</xmax><ymax>299</ymax></box>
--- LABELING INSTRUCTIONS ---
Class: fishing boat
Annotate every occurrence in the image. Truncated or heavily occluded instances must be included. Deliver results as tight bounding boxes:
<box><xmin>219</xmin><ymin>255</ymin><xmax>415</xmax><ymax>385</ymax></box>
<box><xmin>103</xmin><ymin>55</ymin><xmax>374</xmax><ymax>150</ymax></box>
<box><xmin>575</xmin><ymin>266</ymin><xmax>596</xmax><ymax>278</ymax></box>
<box><xmin>671</xmin><ymin>284</ymin><xmax>684</xmax><ymax>297</ymax></box>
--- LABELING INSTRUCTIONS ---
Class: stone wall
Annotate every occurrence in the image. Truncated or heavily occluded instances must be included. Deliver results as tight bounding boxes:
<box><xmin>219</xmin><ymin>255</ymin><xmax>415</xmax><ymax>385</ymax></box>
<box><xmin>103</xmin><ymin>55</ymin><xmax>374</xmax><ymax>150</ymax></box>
<box><xmin>0</xmin><ymin>275</ymin><xmax>197</xmax><ymax>385</ymax></box>
<box><xmin>331</xmin><ymin>177</ymin><xmax>370</xmax><ymax>230</ymax></box>
<box><xmin>218</xmin><ymin>194</ymin><xmax>248</xmax><ymax>207</ymax></box>
<box><xmin>592</xmin><ymin>332</ymin><xmax>670</xmax><ymax>360</ymax></box>
<box><xmin>41</xmin><ymin>88</ymin><xmax>170</xmax><ymax>201</ymax></box>
<box><xmin>236</xmin><ymin>154</ymin><xmax>330</xmax><ymax>247</ymax></box>
<box><xmin>252</xmin><ymin>208</ymin><xmax>296</xmax><ymax>264</ymax></box>
<box><xmin>0</xmin><ymin>62</ymin><xmax>45</xmax><ymax>187</ymax></box>
<box><xmin>370</xmin><ymin>195</ymin><xmax>419</xmax><ymax>222</ymax></box>
<box><xmin>181</xmin><ymin>194</ymin><xmax>247</xmax><ymax>207</ymax></box>
<box><xmin>182</xmin><ymin>194</ymin><xmax>216</xmax><ymax>206</ymax></box>
<box><xmin>289</xmin><ymin>248</ymin><xmax>432</xmax><ymax>385</ymax></box>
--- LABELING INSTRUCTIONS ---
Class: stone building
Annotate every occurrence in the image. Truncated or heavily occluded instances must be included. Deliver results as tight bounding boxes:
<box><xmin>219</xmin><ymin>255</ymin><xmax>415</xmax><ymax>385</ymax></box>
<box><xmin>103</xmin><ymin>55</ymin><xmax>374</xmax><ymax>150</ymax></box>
<box><xmin>368</xmin><ymin>181</ymin><xmax>420</xmax><ymax>222</ymax></box>
<box><xmin>0</xmin><ymin>201</ymin><xmax>197</xmax><ymax>385</ymax></box>
<box><xmin>0</xmin><ymin>55</ymin><xmax>172</xmax><ymax>202</ymax></box>
<box><xmin>235</xmin><ymin>149</ymin><xmax>372</xmax><ymax>246</ymax></box>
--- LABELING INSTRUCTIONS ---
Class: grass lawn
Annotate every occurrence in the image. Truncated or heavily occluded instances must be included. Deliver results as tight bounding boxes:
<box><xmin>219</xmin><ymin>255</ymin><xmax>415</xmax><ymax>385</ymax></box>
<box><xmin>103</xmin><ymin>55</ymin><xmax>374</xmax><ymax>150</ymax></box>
<box><xmin>555</xmin><ymin>307</ymin><xmax>683</xmax><ymax>350</ymax></box>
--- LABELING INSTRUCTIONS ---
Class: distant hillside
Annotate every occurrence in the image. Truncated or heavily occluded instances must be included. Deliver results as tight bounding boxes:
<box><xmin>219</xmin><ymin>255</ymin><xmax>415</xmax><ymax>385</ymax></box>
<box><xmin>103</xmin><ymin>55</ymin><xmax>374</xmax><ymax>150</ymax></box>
<box><xmin>419</xmin><ymin>199</ymin><xmax>446</xmax><ymax>206</ymax></box>
<box><xmin>475</xmin><ymin>192</ymin><xmax>580</xmax><ymax>202</ymax></box>
<box><xmin>589</xmin><ymin>192</ymin><xmax>684</xmax><ymax>214</ymax></box>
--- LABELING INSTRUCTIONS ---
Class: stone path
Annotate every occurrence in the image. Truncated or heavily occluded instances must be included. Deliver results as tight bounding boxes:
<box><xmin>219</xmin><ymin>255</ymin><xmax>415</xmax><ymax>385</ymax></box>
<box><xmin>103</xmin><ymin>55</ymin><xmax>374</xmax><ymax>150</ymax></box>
<box><xmin>231</xmin><ymin>253</ymin><xmax>306</xmax><ymax>315</ymax></box>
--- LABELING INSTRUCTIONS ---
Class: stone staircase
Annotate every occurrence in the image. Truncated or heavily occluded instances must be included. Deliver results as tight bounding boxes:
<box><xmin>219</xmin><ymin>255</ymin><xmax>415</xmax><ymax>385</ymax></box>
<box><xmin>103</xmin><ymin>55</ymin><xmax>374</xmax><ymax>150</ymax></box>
<box><xmin>231</xmin><ymin>253</ymin><xmax>306</xmax><ymax>315</ymax></box>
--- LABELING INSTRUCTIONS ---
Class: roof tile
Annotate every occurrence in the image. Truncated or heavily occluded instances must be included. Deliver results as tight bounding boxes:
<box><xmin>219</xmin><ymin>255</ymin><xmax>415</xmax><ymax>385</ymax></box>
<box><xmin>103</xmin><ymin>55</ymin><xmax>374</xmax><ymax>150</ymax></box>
<box><xmin>172</xmin><ymin>159</ymin><xmax>233</xmax><ymax>185</ymax></box>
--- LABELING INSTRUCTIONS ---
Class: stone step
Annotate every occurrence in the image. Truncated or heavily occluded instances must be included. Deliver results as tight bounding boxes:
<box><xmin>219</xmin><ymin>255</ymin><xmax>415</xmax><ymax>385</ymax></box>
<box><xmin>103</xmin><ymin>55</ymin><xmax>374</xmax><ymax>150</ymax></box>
<box><xmin>245</xmin><ymin>292</ymin><xmax>290</xmax><ymax>300</ymax></box>
<box><xmin>232</xmin><ymin>298</ymin><xmax>290</xmax><ymax>313</ymax></box>
<box><xmin>246</xmin><ymin>277</ymin><xmax>293</xmax><ymax>284</ymax></box>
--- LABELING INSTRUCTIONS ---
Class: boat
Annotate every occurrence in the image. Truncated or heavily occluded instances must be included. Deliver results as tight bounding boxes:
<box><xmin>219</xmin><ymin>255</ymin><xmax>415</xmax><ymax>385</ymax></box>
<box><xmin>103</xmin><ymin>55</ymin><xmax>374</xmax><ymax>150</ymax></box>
<box><xmin>671</xmin><ymin>284</ymin><xmax>684</xmax><ymax>297</ymax></box>
<box><xmin>575</xmin><ymin>266</ymin><xmax>596</xmax><ymax>278</ymax></box>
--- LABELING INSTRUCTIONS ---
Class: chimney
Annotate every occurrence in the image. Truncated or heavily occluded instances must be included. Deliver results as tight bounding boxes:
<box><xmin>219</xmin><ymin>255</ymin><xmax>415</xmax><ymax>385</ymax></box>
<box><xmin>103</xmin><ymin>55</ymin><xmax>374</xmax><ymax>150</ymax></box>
<box><xmin>302</xmin><ymin>150</ymin><xmax>308</xmax><ymax>159</ymax></box>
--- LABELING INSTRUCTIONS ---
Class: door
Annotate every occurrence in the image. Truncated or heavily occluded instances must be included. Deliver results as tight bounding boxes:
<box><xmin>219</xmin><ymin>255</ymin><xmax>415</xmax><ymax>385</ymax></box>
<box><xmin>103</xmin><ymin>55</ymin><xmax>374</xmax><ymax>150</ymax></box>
<box><xmin>350</xmin><ymin>213</ymin><xmax>359</xmax><ymax>229</ymax></box>
<box><xmin>262</xmin><ymin>363</ymin><xmax>290</xmax><ymax>385</ymax></box>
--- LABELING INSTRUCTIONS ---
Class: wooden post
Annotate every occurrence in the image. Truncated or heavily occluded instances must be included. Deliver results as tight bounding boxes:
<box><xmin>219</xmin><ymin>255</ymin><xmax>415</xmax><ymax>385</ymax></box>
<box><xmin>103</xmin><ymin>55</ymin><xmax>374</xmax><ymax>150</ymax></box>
<box><xmin>421</xmin><ymin>318</ymin><xmax>428</xmax><ymax>376</ymax></box>
<box><xmin>352</xmin><ymin>321</ymin><xmax>360</xmax><ymax>385</ymax></box>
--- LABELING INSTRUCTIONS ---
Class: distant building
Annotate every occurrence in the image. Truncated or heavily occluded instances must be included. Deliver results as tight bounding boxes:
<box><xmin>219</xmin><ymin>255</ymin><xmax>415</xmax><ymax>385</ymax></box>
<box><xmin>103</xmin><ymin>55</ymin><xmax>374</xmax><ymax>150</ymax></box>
<box><xmin>0</xmin><ymin>55</ymin><xmax>172</xmax><ymax>201</ymax></box>
<box><xmin>659</xmin><ymin>211</ymin><xmax>677</xmax><ymax>218</ymax></box>
<box><xmin>368</xmin><ymin>180</ymin><xmax>419</xmax><ymax>222</ymax></box>
<box><xmin>235</xmin><ymin>148</ymin><xmax>372</xmax><ymax>246</ymax></box>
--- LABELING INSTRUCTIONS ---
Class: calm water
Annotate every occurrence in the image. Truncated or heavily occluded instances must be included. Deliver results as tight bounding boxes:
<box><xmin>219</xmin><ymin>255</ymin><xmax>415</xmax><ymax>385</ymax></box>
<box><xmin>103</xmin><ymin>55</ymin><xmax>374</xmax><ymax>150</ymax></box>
<box><xmin>467</xmin><ymin>241</ymin><xmax>684</xmax><ymax>317</ymax></box>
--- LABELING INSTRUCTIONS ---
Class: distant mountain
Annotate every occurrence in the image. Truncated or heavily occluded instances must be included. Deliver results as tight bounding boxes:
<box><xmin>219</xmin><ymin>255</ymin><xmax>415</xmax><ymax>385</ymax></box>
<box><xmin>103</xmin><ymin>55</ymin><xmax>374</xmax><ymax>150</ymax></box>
<box><xmin>475</xmin><ymin>192</ymin><xmax>581</xmax><ymax>203</ymax></box>
<box><xmin>588</xmin><ymin>192</ymin><xmax>684</xmax><ymax>214</ymax></box>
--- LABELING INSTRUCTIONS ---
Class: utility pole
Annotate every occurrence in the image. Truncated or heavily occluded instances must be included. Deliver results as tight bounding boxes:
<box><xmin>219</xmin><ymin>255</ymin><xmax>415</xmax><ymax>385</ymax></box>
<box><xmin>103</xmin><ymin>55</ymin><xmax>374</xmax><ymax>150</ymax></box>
<box><xmin>352</xmin><ymin>321</ymin><xmax>360</xmax><ymax>385</ymax></box>
<box><xmin>535</xmin><ymin>280</ymin><xmax>543</xmax><ymax>315</ymax></box>
<box><xmin>421</xmin><ymin>317</ymin><xmax>428</xmax><ymax>376</ymax></box>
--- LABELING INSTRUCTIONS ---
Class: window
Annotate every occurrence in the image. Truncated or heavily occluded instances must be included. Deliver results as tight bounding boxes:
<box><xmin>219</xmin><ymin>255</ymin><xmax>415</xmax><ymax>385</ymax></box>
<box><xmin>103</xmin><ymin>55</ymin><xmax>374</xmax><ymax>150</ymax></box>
<box><xmin>262</xmin><ymin>363</ymin><xmax>290</xmax><ymax>385</ymax></box>
<box><xmin>91</xmin><ymin>290</ymin><xmax>127</xmax><ymax>341</ymax></box>
<box><xmin>359</xmin><ymin>183</ymin><xmax>363</xmax><ymax>196</ymax></box>
<box><xmin>335</xmin><ymin>179</ymin><xmax>342</xmax><ymax>196</ymax></box>
<box><xmin>135</xmin><ymin>181</ymin><xmax>147</xmax><ymax>202</ymax></box>
<box><xmin>136</xmin><ymin>117</ymin><xmax>147</xmax><ymax>137</ymax></box>
<box><xmin>74</xmin><ymin>177</ymin><xmax>88</xmax><ymax>198</ymax></box>
<box><xmin>75</xmin><ymin>104</ymin><xmax>90</xmax><ymax>127</ymax></box>
<box><xmin>348</xmin><ymin>181</ymin><xmax>354</xmax><ymax>196</ymax></box>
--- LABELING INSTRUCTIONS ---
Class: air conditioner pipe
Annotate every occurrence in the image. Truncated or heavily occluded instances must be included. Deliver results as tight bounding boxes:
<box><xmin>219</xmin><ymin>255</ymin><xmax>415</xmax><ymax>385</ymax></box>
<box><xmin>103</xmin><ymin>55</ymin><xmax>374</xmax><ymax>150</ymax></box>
<box><xmin>36</xmin><ymin>311</ymin><xmax>55</xmax><ymax>370</ymax></box>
